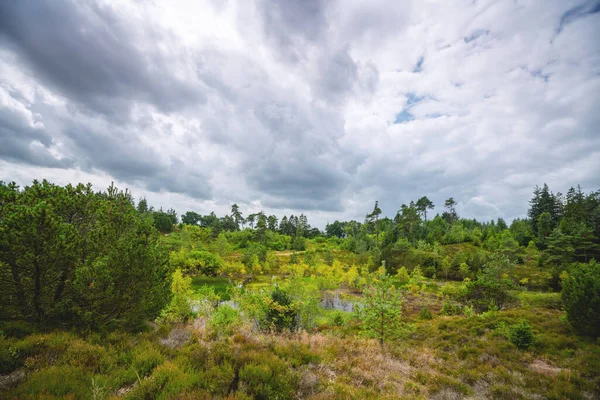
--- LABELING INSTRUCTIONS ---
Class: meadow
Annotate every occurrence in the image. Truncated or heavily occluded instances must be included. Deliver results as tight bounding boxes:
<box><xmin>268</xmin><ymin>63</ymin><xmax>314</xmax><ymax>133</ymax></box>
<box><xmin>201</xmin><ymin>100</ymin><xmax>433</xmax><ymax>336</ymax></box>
<box><xmin>1</xmin><ymin>181</ymin><xmax>599</xmax><ymax>399</ymax></box>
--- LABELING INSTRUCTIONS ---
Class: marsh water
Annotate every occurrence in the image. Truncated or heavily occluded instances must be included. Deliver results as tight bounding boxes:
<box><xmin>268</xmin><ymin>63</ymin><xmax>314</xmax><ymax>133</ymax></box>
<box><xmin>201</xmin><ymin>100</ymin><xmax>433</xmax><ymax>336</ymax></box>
<box><xmin>320</xmin><ymin>291</ymin><xmax>356</xmax><ymax>312</ymax></box>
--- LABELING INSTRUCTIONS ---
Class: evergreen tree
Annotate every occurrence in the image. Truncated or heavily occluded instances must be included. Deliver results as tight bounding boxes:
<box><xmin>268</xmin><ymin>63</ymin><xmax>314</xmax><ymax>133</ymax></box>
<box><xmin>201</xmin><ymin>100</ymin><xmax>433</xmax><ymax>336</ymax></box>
<box><xmin>231</xmin><ymin>203</ymin><xmax>243</xmax><ymax>230</ymax></box>
<box><xmin>416</xmin><ymin>196</ymin><xmax>434</xmax><ymax>222</ymax></box>
<box><xmin>357</xmin><ymin>272</ymin><xmax>404</xmax><ymax>346</ymax></box>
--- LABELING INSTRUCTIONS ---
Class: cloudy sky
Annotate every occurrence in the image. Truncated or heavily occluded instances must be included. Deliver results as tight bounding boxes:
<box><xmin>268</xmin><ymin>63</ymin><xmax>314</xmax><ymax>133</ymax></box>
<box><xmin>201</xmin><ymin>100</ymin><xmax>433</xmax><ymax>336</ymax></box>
<box><xmin>0</xmin><ymin>0</ymin><xmax>599</xmax><ymax>227</ymax></box>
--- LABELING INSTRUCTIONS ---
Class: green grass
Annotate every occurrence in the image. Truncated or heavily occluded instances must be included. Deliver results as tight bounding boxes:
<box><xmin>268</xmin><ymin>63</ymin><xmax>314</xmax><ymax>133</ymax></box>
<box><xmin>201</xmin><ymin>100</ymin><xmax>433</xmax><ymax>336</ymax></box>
<box><xmin>190</xmin><ymin>276</ymin><xmax>232</xmax><ymax>299</ymax></box>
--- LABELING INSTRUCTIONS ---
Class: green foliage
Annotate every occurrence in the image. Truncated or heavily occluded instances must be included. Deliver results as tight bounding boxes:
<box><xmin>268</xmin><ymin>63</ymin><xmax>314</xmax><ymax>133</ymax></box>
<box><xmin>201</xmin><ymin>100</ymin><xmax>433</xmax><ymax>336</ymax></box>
<box><xmin>209</xmin><ymin>304</ymin><xmax>242</xmax><ymax>337</ymax></box>
<box><xmin>187</xmin><ymin>250</ymin><xmax>222</xmax><ymax>276</ymax></box>
<box><xmin>419</xmin><ymin>306</ymin><xmax>433</xmax><ymax>320</ymax></box>
<box><xmin>242</xmin><ymin>243</ymin><xmax>268</xmax><ymax>267</ymax></box>
<box><xmin>463</xmin><ymin>253</ymin><xmax>516</xmax><ymax>312</ymax></box>
<box><xmin>357</xmin><ymin>273</ymin><xmax>404</xmax><ymax>345</ymax></box>
<box><xmin>562</xmin><ymin>260</ymin><xmax>600</xmax><ymax>337</ymax></box>
<box><xmin>440</xmin><ymin>301</ymin><xmax>463</xmax><ymax>316</ymax></box>
<box><xmin>291</xmin><ymin>235</ymin><xmax>306</xmax><ymax>251</ymax></box>
<box><xmin>0</xmin><ymin>180</ymin><xmax>172</xmax><ymax>330</ymax></box>
<box><xmin>509</xmin><ymin>320</ymin><xmax>535</xmax><ymax>349</ymax></box>
<box><xmin>395</xmin><ymin>266</ymin><xmax>410</xmax><ymax>284</ymax></box>
<box><xmin>238</xmin><ymin>356</ymin><xmax>296</xmax><ymax>399</ymax></box>
<box><xmin>264</xmin><ymin>287</ymin><xmax>298</xmax><ymax>333</ymax></box>
<box><xmin>332</xmin><ymin>311</ymin><xmax>345</xmax><ymax>326</ymax></box>
<box><xmin>162</xmin><ymin>269</ymin><xmax>193</xmax><ymax>322</ymax></box>
<box><xmin>282</xmin><ymin>278</ymin><xmax>322</xmax><ymax>330</ymax></box>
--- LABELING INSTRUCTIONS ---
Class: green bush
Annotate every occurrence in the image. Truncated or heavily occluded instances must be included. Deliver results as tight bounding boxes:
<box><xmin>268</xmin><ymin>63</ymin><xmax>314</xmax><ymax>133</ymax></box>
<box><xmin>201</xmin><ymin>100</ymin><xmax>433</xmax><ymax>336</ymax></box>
<box><xmin>264</xmin><ymin>288</ymin><xmax>298</xmax><ymax>333</ymax></box>
<box><xmin>332</xmin><ymin>312</ymin><xmax>345</xmax><ymax>326</ymax></box>
<box><xmin>209</xmin><ymin>304</ymin><xmax>242</xmax><ymax>337</ymax></box>
<box><xmin>291</xmin><ymin>236</ymin><xmax>306</xmax><ymax>251</ymax></box>
<box><xmin>0</xmin><ymin>321</ymin><xmax>37</xmax><ymax>338</ymax></box>
<box><xmin>238</xmin><ymin>358</ymin><xmax>295</xmax><ymax>399</ymax></box>
<box><xmin>463</xmin><ymin>253</ymin><xmax>516</xmax><ymax>312</ymax></box>
<box><xmin>242</xmin><ymin>244</ymin><xmax>268</xmax><ymax>267</ymax></box>
<box><xmin>162</xmin><ymin>269</ymin><xmax>194</xmax><ymax>322</ymax></box>
<box><xmin>0</xmin><ymin>181</ymin><xmax>172</xmax><ymax>330</ymax></box>
<box><xmin>187</xmin><ymin>250</ymin><xmax>222</xmax><ymax>276</ymax></box>
<box><xmin>440</xmin><ymin>301</ymin><xmax>462</xmax><ymax>316</ymax></box>
<box><xmin>132</xmin><ymin>343</ymin><xmax>165</xmax><ymax>377</ymax></box>
<box><xmin>562</xmin><ymin>260</ymin><xmax>600</xmax><ymax>337</ymax></box>
<box><xmin>509</xmin><ymin>320</ymin><xmax>535</xmax><ymax>349</ymax></box>
<box><xmin>419</xmin><ymin>306</ymin><xmax>433</xmax><ymax>320</ymax></box>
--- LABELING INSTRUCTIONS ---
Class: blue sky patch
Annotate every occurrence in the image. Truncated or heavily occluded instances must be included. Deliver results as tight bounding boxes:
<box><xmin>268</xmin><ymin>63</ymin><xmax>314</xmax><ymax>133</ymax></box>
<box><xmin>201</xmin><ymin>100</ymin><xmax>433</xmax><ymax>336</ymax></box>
<box><xmin>394</xmin><ymin>109</ymin><xmax>414</xmax><ymax>124</ymax></box>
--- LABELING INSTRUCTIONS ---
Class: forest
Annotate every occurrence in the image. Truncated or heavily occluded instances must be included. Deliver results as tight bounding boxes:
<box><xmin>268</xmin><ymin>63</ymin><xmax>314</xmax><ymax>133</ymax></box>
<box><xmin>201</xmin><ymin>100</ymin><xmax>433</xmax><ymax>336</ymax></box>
<box><xmin>0</xmin><ymin>179</ymin><xmax>599</xmax><ymax>399</ymax></box>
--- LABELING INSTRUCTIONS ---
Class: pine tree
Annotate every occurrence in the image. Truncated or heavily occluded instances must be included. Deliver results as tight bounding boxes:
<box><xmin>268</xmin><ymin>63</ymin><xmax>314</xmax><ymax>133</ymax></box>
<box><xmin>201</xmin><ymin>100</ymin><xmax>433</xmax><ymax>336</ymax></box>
<box><xmin>358</xmin><ymin>272</ymin><xmax>404</xmax><ymax>346</ymax></box>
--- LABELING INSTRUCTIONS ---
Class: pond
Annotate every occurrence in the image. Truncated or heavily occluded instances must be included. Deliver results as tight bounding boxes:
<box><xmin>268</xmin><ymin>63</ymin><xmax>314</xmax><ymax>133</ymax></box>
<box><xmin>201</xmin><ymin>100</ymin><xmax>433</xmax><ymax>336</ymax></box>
<box><xmin>321</xmin><ymin>291</ymin><xmax>356</xmax><ymax>312</ymax></box>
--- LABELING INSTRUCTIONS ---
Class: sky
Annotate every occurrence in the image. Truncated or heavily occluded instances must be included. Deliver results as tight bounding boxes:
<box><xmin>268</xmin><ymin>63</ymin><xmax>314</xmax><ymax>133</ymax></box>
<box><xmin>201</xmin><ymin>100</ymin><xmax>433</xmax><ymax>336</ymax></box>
<box><xmin>0</xmin><ymin>0</ymin><xmax>599</xmax><ymax>228</ymax></box>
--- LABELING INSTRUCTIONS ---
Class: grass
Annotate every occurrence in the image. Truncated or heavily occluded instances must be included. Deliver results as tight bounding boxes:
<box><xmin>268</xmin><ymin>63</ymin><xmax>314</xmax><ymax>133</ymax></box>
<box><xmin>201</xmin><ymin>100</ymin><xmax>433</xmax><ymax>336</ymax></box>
<box><xmin>2</xmin><ymin>255</ymin><xmax>599</xmax><ymax>399</ymax></box>
<box><xmin>190</xmin><ymin>276</ymin><xmax>232</xmax><ymax>300</ymax></box>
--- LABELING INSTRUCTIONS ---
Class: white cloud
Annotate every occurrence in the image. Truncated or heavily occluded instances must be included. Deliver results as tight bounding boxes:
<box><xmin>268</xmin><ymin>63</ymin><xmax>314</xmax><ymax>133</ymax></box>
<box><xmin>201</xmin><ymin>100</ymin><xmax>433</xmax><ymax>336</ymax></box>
<box><xmin>0</xmin><ymin>0</ymin><xmax>598</xmax><ymax>228</ymax></box>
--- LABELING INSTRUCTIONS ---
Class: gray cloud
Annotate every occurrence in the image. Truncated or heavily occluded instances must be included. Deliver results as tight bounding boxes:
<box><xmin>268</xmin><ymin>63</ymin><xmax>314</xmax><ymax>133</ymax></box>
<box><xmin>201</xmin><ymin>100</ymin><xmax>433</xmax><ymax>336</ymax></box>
<box><xmin>259</xmin><ymin>0</ymin><xmax>330</xmax><ymax>62</ymax></box>
<box><xmin>0</xmin><ymin>0</ymin><xmax>598</xmax><ymax>228</ymax></box>
<box><xmin>0</xmin><ymin>1</ymin><xmax>206</xmax><ymax>120</ymax></box>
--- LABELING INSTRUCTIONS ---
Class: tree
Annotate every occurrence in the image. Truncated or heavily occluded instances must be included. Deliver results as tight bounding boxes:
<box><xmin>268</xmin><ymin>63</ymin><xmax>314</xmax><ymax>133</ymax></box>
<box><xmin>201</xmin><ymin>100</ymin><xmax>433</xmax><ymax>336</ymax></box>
<box><xmin>221</xmin><ymin>215</ymin><xmax>237</xmax><ymax>232</ymax></box>
<box><xmin>357</xmin><ymin>272</ymin><xmax>404</xmax><ymax>346</ymax></box>
<box><xmin>463</xmin><ymin>253</ymin><xmax>515</xmax><ymax>312</ymax></box>
<box><xmin>496</xmin><ymin>218</ymin><xmax>508</xmax><ymax>231</ymax></box>
<box><xmin>441</xmin><ymin>256</ymin><xmax>452</xmax><ymax>281</ymax></box>
<box><xmin>256</xmin><ymin>212</ymin><xmax>267</xmax><ymax>242</ymax></box>
<box><xmin>163</xmin><ymin>269</ymin><xmax>193</xmax><ymax>322</ymax></box>
<box><xmin>246</xmin><ymin>213</ymin><xmax>257</xmax><ymax>229</ymax></box>
<box><xmin>395</xmin><ymin>202</ymin><xmax>421</xmax><ymax>242</ymax></box>
<box><xmin>296</xmin><ymin>214</ymin><xmax>309</xmax><ymax>237</ymax></box>
<box><xmin>267</xmin><ymin>215</ymin><xmax>278</xmax><ymax>231</ymax></box>
<box><xmin>181</xmin><ymin>211</ymin><xmax>202</xmax><ymax>225</ymax></box>
<box><xmin>231</xmin><ymin>203</ymin><xmax>243</xmax><ymax>230</ymax></box>
<box><xmin>366</xmin><ymin>201</ymin><xmax>383</xmax><ymax>243</ymax></box>
<box><xmin>166</xmin><ymin>208</ymin><xmax>178</xmax><ymax>225</ymax></box>
<box><xmin>562</xmin><ymin>260</ymin><xmax>600</xmax><ymax>337</ymax></box>
<box><xmin>153</xmin><ymin>209</ymin><xmax>174</xmax><ymax>233</ymax></box>
<box><xmin>137</xmin><ymin>197</ymin><xmax>151</xmax><ymax>214</ymax></box>
<box><xmin>528</xmin><ymin>184</ymin><xmax>563</xmax><ymax>236</ymax></box>
<box><xmin>325</xmin><ymin>220</ymin><xmax>346</xmax><ymax>238</ymax></box>
<box><xmin>443</xmin><ymin>197</ymin><xmax>458</xmax><ymax>225</ymax></box>
<box><xmin>279</xmin><ymin>216</ymin><xmax>289</xmax><ymax>235</ymax></box>
<box><xmin>186</xmin><ymin>250</ymin><xmax>222</xmax><ymax>276</ymax></box>
<box><xmin>416</xmin><ymin>196</ymin><xmax>434</xmax><ymax>222</ymax></box>
<box><xmin>0</xmin><ymin>180</ymin><xmax>172</xmax><ymax>329</ymax></box>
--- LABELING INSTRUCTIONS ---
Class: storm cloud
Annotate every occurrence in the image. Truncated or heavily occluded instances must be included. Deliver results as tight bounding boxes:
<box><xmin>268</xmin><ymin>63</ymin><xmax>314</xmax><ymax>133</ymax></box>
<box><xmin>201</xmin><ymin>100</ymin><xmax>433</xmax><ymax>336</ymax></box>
<box><xmin>0</xmin><ymin>0</ymin><xmax>599</xmax><ymax>227</ymax></box>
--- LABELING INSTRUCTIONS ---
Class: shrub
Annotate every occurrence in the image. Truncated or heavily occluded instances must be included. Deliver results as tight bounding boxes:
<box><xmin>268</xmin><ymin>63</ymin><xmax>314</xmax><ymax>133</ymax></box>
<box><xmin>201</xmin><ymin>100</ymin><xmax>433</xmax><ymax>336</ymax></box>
<box><xmin>562</xmin><ymin>260</ymin><xmax>600</xmax><ymax>337</ymax></box>
<box><xmin>209</xmin><ymin>304</ymin><xmax>242</xmax><ymax>337</ymax></box>
<box><xmin>419</xmin><ymin>306</ymin><xmax>433</xmax><ymax>320</ymax></box>
<box><xmin>238</xmin><ymin>356</ymin><xmax>295</xmax><ymax>399</ymax></box>
<box><xmin>395</xmin><ymin>266</ymin><xmax>410</xmax><ymax>284</ymax></box>
<box><xmin>0</xmin><ymin>321</ymin><xmax>37</xmax><ymax>338</ymax></box>
<box><xmin>292</xmin><ymin>236</ymin><xmax>306</xmax><ymax>251</ymax></box>
<box><xmin>264</xmin><ymin>287</ymin><xmax>298</xmax><ymax>333</ymax></box>
<box><xmin>357</xmin><ymin>272</ymin><xmax>405</xmax><ymax>345</ymax></box>
<box><xmin>0</xmin><ymin>181</ymin><xmax>172</xmax><ymax>330</ymax></box>
<box><xmin>509</xmin><ymin>320</ymin><xmax>535</xmax><ymax>349</ymax></box>
<box><xmin>332</xmin><ymin>312</ymin><xmax>345</xmax><ymax>326</ymax></box>
<box><xmin>463</xmin><ymin>253</ymin><xmax>516</xmax><ymax>312</ymax></box>
<box><xmin>162</xmin><ymin>269</ymin><xmax>194</xmax><ymax>322</ymax></box>
<box><xmin>187</xmin><ymin>250</ymin><xmax>222</xmax><ymax>276</ymax></box>
<box><xmin>440</xmin><ymin>301</ymin><xmax>462</xmax><ymax>316</ymax></box>
<box><xmin>132</xmin><ymin>342</ymin><xmax>165</xmax><ymax>377</ymax></box>
<box><xmin>242</xmin><ymin>244</ymin><xmax>268</xmax><ymax>267</ymax></box>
